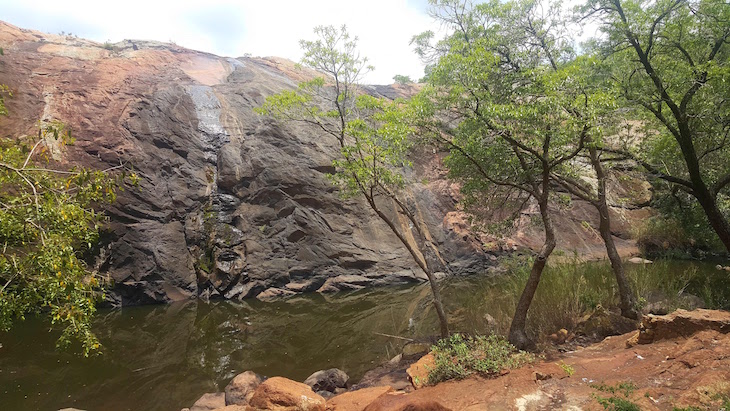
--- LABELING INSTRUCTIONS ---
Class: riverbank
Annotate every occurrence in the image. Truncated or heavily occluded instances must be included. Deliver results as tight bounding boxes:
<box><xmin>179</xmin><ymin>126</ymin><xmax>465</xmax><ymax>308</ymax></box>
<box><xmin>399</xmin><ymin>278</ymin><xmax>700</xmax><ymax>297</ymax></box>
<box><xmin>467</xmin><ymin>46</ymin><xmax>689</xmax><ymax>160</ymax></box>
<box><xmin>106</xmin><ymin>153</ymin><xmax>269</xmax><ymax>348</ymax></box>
<box><xmin>2</xmin><ymin>259</ymin><xmax>728</xmax><ymax>410</ymax></box>
<box><xmin>184</xmin><ymin>309</ymin><xmax>730</xmax><ymax>411</ymax></box>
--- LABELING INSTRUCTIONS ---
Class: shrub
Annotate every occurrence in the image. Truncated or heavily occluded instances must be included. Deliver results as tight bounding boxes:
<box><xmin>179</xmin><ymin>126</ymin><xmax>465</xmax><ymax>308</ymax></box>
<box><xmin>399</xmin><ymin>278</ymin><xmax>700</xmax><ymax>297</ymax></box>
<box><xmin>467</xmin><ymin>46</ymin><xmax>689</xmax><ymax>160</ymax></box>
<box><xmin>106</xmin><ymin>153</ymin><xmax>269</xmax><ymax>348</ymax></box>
<box><xmin>427</xmin><ymin>333</ymin><xmax>534</xmax><ymax>384</ymax></box>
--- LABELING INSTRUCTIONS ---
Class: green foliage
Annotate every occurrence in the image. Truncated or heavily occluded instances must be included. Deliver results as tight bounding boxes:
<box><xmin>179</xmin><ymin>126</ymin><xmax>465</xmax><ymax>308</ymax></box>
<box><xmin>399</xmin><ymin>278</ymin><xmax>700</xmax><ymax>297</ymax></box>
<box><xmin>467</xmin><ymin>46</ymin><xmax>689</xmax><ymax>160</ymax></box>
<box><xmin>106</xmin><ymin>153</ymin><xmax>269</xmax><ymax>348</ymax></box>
<box><xmin>428</xmin><ymin>333</ymin><xmax>535</xmax><ymax>384</ymax></box>
<box><xmin>581</xmin><ymin>0</ymin><xmax>730</xmax><ymax>249</ymax></box>
<box><xmin>557</xmin><ymin>361</ymin><xmax>575</xmax><ymax>376</ymax></box>
<box><xmin>0</xmin><ymin>122</ymin><xmax>130</xmax><ymax>355</ymax></box>
<box><xmin>633</xmin><ymin>188</ymin><xmax>726</xmax><ymax>256</ymax></box>
<box><xmin>595</xmin><ymin>397</ymin><xmax>641</xmax><ymax>411</ymax></box>
<box><xmin>409</xmin><ymin>0</ymin><xmax>620</xmax><ymax>233</ymax></box>
<box><xmin>392</xmin><ymin>74</ymin><xmax>413</xmax><ymax>85</ymax></box>
<box><xmin>0</xmin><ymin>81</ymin><xmax>9</xmax><ymax>117</ymax></box>
<box><xmin>450</xmin><ymin>257</ymin><xmax>725</xmax><ymax>340</ymax></box>
<box><xmin>591</xmin><ymin>382</ymin><xmax>640</xmax><ymax>411</ymax></box>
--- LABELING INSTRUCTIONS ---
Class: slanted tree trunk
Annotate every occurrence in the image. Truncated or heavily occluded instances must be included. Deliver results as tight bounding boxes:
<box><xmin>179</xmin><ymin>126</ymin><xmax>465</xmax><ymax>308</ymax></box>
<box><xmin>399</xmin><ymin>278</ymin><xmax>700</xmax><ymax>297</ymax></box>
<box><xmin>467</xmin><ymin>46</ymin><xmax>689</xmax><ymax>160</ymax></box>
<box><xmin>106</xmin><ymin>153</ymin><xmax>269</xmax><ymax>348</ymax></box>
<box><xmin>366</xmin><ymin>196</ymin><xmax>449</xmax><ymax>338</ymax></box>
<box><xmin>587</xmin><ymin>144</ymin><xmax>639</xmax><ymax>319</ymax></box>
<box><xmin>508</xmin><ymin>197</ymin><xmax>555</xmax><ymax>350</ymax></box>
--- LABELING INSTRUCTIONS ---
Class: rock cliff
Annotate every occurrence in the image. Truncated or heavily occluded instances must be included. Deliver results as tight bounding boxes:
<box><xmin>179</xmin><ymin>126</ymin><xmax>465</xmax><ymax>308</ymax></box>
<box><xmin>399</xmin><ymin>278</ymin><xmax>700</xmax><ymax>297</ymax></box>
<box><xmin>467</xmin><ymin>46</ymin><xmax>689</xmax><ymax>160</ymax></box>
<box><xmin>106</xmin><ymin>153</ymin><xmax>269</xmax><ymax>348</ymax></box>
<box><xmin>0</xmin><ymin>22</ymin><xmax>650</xmax><ymax>306</ymax></box>
<box><xmin>0</xmin><ymin>22</ymin><xmax>493</xmax><ymax>305</ymax></box>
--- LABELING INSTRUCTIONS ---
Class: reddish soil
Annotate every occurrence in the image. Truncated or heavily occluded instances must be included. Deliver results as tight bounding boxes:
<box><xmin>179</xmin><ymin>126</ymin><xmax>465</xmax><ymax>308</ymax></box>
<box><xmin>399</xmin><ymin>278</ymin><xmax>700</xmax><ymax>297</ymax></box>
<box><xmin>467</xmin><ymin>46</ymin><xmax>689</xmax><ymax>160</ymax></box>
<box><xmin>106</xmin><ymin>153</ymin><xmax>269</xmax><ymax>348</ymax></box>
<box><xmin>330</xmin><ymin>309</ymin><xmax>730</xmax><ymax>411</ymax></box>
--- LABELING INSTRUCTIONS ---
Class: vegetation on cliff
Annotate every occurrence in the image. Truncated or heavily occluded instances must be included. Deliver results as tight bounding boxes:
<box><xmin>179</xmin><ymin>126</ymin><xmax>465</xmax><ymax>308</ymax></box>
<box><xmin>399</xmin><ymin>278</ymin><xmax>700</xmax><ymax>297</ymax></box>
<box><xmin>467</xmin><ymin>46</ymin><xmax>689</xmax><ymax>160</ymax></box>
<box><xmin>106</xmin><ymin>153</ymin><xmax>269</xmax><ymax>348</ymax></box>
<box><xmin>0</xmin><ymin>78</ymin><xmax>132</xmax><ymax>354</ymax></box>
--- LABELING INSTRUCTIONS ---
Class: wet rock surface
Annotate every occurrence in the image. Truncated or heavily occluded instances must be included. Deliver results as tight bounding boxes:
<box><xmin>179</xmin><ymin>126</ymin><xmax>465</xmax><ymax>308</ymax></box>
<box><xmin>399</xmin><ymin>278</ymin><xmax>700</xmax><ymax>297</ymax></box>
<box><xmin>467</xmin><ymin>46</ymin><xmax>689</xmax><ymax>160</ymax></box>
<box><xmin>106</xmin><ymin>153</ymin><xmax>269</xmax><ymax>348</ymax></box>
<box><xmin>304</xmin><ymin>368</ymin><xmax>350</xmax><ymax>394</ymax></box>
<box><xmin>224</xmin><ymin>371</ymin><xmax>264</xmax><ymax>406</ymax></box>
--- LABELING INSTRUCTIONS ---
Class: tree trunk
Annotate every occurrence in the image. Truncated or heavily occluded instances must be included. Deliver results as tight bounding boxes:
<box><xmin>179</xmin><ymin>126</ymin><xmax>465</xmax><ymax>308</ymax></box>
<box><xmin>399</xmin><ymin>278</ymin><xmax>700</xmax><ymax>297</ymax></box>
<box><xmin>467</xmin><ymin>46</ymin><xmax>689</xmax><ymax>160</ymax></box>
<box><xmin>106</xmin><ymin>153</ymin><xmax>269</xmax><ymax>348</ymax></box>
<box><xmin>597</xmin><ymin>206</ymin><xmax>639</xmax><ymax>319</ymax></box>
<box><xmin>627</xmin><ymin>33</ymin><xmax>730</xmax><ymax>253</ymax></box>
<box><xmin>693</xmin><ymin>183</ymin><xmax>730</xmax><ymax>253</ymax></box>
<box><xmin>588</xmin><ymin>144</ymin><xmax>638</xmax><ymax>319</ymax></box>
<box><xmin>368</xmin><ymin>198</ymin><xmax>450</xmax><ymax>338</ymax></box>
<box><xmin>508</xmin><ymin>198</ymin><xmax>555</xmax><ymax>350</ymax></box>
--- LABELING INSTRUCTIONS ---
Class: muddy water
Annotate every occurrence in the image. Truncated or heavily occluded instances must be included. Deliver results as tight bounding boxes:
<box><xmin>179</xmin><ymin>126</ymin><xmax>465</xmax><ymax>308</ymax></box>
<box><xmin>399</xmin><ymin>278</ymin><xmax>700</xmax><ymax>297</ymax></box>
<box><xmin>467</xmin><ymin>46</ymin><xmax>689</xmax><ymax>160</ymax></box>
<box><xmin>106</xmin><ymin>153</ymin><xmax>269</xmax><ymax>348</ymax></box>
<box><xmin>0</xmin><ymin>260</ymin><xmax>726</xmax><ymax>411</ymax></box>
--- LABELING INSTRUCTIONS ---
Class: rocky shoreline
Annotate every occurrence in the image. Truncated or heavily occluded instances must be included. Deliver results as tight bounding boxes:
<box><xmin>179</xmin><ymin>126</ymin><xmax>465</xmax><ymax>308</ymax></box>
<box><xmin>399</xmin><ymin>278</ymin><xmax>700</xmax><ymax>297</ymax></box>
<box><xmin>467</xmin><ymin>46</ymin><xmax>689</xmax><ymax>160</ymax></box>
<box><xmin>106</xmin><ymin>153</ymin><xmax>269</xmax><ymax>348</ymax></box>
<box><xmin>169</xmin><ymin>309</ymin><xmax>730</xmax><ymax>411</ymax></box>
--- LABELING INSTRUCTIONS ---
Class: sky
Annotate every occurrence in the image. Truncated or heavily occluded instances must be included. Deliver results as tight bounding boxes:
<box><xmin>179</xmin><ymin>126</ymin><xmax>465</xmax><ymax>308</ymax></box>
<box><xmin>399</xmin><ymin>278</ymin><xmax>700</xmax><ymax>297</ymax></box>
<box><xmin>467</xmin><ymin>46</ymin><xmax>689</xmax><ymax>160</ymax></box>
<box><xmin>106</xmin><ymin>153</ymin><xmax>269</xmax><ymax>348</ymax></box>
<box><xmin>0</xmin><ymin>0</ymin><xmax>437</xmax><ymax>85</ymax></box>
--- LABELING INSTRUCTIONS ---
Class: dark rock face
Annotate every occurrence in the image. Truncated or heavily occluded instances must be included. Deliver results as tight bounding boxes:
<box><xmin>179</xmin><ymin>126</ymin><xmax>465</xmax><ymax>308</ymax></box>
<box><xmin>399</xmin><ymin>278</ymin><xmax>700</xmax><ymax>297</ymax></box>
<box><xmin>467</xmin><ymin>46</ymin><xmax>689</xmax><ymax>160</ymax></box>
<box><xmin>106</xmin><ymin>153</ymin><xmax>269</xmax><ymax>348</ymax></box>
<box><xmin>0</xmin><ymin>22</ymin><xmax>491</xmax><ymax>305</ymax></box>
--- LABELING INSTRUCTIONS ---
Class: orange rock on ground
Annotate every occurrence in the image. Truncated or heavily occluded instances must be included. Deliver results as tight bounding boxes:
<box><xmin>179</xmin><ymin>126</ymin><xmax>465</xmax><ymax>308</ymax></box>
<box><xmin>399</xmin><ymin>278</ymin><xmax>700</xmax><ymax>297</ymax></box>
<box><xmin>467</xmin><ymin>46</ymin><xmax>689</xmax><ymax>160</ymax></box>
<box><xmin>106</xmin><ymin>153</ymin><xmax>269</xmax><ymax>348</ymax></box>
<box><xmin>248</xmin><ymin>377</ymin><xmax>326</xmax><ymax>411</ymax></box>
<box><xmin>326</xmin><ymin>386</ymin><xmax>393</xmax><ymax>411</ymax></box>
<box><xmin>405</xmin><ymin>353</ymin><xmax>435</xmax><ymax>389</ymax></box>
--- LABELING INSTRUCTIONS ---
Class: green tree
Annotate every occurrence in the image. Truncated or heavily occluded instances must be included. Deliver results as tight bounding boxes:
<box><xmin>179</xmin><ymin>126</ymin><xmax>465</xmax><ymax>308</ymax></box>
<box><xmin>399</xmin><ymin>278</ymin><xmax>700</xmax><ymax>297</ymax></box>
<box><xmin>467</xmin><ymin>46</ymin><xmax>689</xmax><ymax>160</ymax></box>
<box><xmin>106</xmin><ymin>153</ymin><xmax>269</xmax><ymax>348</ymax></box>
<box><xmin>548</xmin><ymin>56</ymin><xmax>639</xmax><ymax>319</ymax></box>
<box><xmin>0</xmin><ymin>66</ymin><xmax>131</xmax><ymax>353</ymax></box>
<box><xmin>257</xmin><ymin>25</ymin><xmax>450</xmax><ymax>337</ymax></box>
<box><xmin>0</xmin><ymin>122</ymin><xmax>130</xmax><ymax>355</ymax></box>
<box><xmin>581</xmin><ymin>0</ymin><xmax>730</xmax><ymax>252</ymax></box>
<box><xmin>412</xmin><ymin>0</ymin><xmax>589</xmax><ymax>348</ymax></box>
<box><xmin>393</xmin><ymin>74</ymin><xmax>413</xmax><ymax>85</ymax></box>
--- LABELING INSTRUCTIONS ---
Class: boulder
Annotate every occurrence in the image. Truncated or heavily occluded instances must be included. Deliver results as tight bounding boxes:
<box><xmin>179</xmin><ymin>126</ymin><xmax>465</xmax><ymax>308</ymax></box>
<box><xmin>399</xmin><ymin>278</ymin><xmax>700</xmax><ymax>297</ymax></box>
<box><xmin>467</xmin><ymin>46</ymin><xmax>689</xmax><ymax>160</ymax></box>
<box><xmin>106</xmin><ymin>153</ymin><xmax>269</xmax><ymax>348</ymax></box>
<box><xmin>406</xmin><ymin>353</ymin><xmax>435</xmax><ymax>389</ymax></box>
<box><xmin>635</xmin><ymin>309</ymin><xmax>730</xmax><ymax>344</ymax></box>
<box><xmin>225</xmin><ymin>371</ymin><xmax>264</xmax><ymax>405</ymax></box>
<box><xmin>575</xmin><ymin>306</ymin><xmax>639</xmax><ymax>340</ymax></box>
<box><xmin>303</xmin><ymin>368</ymin><xmax>349</xmax><ymax>393</ymax></box>
<box><xmin>326</xmin><ymin>386</ymin><xmax>393</xmax><ymax>411</ymax></box>
<box><xmin>401</xmin><ymin>342</ymin><xmax>431</xmax><ymax>357</ymax></box>
<box><xmin>643</xmin><ymin>291</ymin><xmax>706</xmax><ymax>316</ymax></box>
<box><xmin>363</xmin><ymin>397</ymin><xmax>453</xmax><ymax>411</ymax></box>
<box><xmin>190</xmin><ymin>393</ymin><xmax>226</xmax><ymax>411</ymax></box>
<box><xmin>248</xmin><ymin>376</ymin><xmax>326</xmax><ymax>411</ymax></box>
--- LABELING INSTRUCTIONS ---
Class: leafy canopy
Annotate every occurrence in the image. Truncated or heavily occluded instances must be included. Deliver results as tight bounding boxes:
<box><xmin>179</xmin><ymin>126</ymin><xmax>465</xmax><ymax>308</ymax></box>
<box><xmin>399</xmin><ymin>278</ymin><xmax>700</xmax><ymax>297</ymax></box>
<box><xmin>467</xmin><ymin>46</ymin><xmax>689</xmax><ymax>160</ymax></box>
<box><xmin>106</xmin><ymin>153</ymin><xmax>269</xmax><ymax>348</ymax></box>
<box><xmin>0</xmin><ymin>121</ymin><xmax>132</xmax><ymax>355</ymax></box>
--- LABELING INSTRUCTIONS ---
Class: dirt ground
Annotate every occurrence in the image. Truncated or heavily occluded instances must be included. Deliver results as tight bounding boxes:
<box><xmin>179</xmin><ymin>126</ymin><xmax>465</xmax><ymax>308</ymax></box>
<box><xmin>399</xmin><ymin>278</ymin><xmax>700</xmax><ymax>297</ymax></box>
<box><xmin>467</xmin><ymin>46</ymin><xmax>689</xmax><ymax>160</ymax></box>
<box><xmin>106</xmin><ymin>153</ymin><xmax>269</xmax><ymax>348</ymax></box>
<box><xmin>330</xmin><ymin>309</ymin><xmax>730</xmax><ymax>411</ymax></box>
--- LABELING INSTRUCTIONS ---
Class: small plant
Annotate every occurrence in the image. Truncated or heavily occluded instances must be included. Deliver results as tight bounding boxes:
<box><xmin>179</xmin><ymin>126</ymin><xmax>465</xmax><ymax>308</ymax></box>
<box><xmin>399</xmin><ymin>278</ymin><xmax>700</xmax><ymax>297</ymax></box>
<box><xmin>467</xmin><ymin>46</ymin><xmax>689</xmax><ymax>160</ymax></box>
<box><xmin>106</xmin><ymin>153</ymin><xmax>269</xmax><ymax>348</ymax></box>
<box><xmin>557</xmin><ymin>361</ymin><xmax>574</xmax><ymax>377</ymax></box>
<box><xmin>595</xmin><ymin>397</ymin><xmax>641</xmax><ymax>411</ymax></box>
<box><xmin>427</xmin><ymin>333</ymin><xmax>534</xmax><ymax>384</ymax></box>
<box><xmin>103</xmin><ymin>41</ymin><xmax>114</xmax><ymax>51</ymax></box>
<box><xmin>591</xmin><ymin>382</ymin><xmax>640</xmax><ymax>411</ymax></box>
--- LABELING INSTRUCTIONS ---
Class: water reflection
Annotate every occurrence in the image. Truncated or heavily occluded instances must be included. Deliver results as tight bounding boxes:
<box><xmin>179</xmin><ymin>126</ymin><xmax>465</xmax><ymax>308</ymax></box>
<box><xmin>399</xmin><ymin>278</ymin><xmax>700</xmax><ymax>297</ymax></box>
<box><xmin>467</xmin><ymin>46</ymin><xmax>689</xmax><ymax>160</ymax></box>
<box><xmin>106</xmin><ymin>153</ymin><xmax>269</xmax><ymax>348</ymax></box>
<box><xmin>0</xmin><ymin>284</ymin><xmax>442</xmax><ymax>411</ymax></box>
<box><xmin>1</xmin><ymin>260</ymin><xmax>725</xmax><ymax>411</ymax></box>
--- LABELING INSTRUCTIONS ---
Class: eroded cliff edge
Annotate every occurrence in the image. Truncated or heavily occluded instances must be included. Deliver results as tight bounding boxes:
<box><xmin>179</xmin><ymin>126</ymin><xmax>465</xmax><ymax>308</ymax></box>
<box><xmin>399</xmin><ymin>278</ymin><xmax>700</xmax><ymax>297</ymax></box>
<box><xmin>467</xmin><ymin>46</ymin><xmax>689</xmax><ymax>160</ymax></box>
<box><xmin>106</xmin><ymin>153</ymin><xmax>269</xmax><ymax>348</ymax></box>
<box><xmin>0</xmin><ymin>22</ymin><xmax>650</xmax><ymax>305</ymax></box>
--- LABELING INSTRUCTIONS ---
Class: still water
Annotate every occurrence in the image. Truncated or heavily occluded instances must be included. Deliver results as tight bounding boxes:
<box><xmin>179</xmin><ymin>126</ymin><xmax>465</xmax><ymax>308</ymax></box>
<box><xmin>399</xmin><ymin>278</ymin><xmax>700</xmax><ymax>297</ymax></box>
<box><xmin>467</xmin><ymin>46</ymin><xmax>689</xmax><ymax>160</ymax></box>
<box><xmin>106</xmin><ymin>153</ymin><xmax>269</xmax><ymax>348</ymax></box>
<box><xmin>0</xmin><ymin>260</ymin><xmax>726</xmax><ymax>411</ymax></box>
<box><xmin>0</xmin><ymin>284</ymin><xmax>450</xmax><ymax>411</ymax></box>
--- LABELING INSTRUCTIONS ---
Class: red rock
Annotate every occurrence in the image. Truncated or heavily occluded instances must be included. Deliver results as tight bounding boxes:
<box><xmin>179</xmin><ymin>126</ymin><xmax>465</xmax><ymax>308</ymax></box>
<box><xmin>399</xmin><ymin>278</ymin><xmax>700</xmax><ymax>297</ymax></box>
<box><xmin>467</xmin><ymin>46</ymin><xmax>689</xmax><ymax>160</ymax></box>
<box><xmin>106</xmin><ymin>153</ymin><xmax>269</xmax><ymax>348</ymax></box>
<box><xmin>363</xmin><ymin>396</ymin><xmax>452</xmax><ymax>411</ymax></box>
<box><xmin>248</xmin><ymin>376</ymin><xmax>325</xmax><ymax>411</ymax></box>
<box><xmin>326</xmin><ymin>386</ymin><xmax>393</xmax><ymax>411</ymax></box>
<box><xmin>637</xmin><ymin>308</ymin><xmax>730</xmax><ymax>344</ymax></box>
<box><xmin>406</xmin><ymin>353</ymin><xmax>435</xmax><ymax>389</ymax></box>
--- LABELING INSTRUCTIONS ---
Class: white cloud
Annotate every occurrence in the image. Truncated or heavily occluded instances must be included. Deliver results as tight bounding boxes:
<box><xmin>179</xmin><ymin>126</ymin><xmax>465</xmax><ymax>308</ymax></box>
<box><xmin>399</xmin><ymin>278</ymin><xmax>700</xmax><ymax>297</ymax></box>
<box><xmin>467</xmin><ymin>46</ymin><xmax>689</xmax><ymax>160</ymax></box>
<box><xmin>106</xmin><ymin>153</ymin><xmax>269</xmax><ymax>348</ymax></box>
<box><xmin>0</xmin><ymin>0</ymin><xmax>436</xmax><ymax>84</ymax></box>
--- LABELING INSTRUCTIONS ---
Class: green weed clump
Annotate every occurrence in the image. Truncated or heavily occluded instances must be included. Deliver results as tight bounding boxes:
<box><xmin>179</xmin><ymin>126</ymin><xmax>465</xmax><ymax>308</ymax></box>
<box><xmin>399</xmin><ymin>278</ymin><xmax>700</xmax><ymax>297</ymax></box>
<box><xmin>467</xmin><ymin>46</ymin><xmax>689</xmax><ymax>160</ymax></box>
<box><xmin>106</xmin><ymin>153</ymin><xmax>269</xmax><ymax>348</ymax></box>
<box><xmin>591</xmin><ymin>382</ymin><xmax>640</xmax><ymax>411</ymax></box>
<box><xmin>427</xmin><ymin>333</ymin><xmax>534</xmax><ymax>384</ymax></box>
